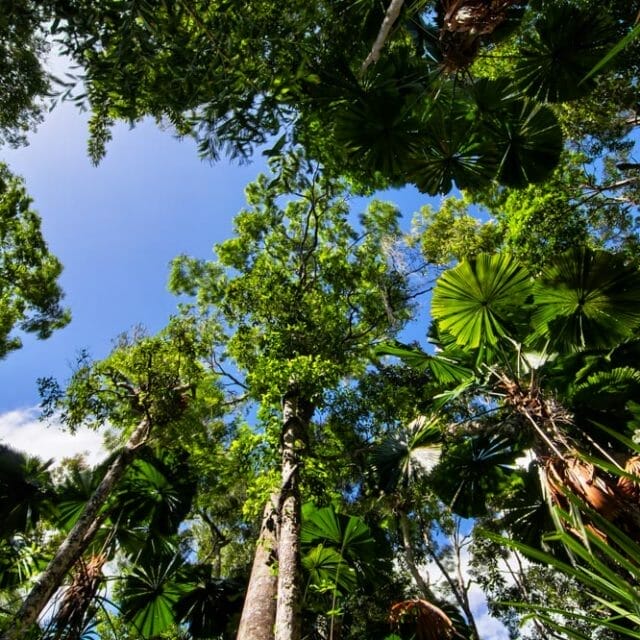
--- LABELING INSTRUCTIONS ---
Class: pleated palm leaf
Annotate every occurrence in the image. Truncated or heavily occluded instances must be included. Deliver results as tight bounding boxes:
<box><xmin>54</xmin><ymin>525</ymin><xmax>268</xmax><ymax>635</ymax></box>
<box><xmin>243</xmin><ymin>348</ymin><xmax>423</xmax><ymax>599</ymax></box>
<box><xmin>301</xmin><ymin>504</ymin><xmax>377</xmax><ymax>586</ymax></box>
<box><xmin>0</xmin><ymin>445</ymin><xmax>55</xmax><ymax>539</ymax></box>
<box><xmin>373</xmin><ymin>340</ymin><xmax>474</xmax><ymax>388</ymax></box>
<box><xmin>530</xmin><ymin>247</ymin><xmax>640</xmax><ymax>352</ymax></box>
<box><xmin>172</xmin><ymin>566</ymin><xmax>243</xmax><ymax>639</ymax></box>
<box><xmin>119</xmin><ymin>554</ymin><xmax>190</xmax><ymax>639</ymax></box>
<box><xmin>432</xmin><ymin>432</ymin><xmax>524</xmax><ymax>518</ymax></box>
<box><xmin>370</xmin><ymin>415</ymin><xmax>444</xmax><ymax>496</ymax></box>
<box><xmin>408</xmin><ymin>96</ymin><xmax>499</xmax><ymax>195</ymax></box>
<box><xmin>467</xmin><ymin>77</ymin><xmax>564</xmax><ymax>188</ymax></box>
<box><xmin>46</xmin><ymin>451</ymin><xmax>197</xmax><ymax>640</ymax></box>
<box><xmin>490</xmin><ymin>98</ymin><xmax>563</xmax><ymax>187</ymax></box>
<box><xmin>431</xmin><ymin>252</ymin><xmax>532</xmax><ymax>359</ymax></box>
<box><xmin>0</xmin><ymin>446</ymin><xmax>55</xmax><ymax>593</ymax></box>
<box><xmin>429</xmin><ymin>248</ymin><xmax>640</xmax><ymax>531</ymax></box>
<box><xmin>514</xmin><ymin>1</ymin><xmax>620</xmax><ymax>103</ymax></box>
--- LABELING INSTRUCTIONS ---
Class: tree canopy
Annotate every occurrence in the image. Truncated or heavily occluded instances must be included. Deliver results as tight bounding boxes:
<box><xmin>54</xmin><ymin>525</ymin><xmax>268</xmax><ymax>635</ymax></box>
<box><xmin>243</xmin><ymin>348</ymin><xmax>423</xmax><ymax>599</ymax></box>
<box><xmin>3</xmin><ymin>1</ymin><xmax>640</xmax><ymax>639</ymax></box>
<box><xmin>3</xmin><ymin>0</ymin><xmax>634</xmax><ymax>195</ymax></box>
<box><xmin>0</xmin><ymin>163</ymin><xmax>70</xmax><ymax>358</ymax></box>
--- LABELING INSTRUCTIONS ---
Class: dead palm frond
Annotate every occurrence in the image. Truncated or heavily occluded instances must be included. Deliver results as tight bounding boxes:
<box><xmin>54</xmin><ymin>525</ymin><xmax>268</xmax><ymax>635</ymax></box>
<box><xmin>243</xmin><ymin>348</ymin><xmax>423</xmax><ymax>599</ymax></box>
<box><xmin>440</xmin><ymin>0</ymin><xmax>520</xmax><ymax>71</ymax></box>
<box><xmin>617</xmin><ymin>455</ymin><xmax>640</xmax><ymax>503</ymax></box>
<box><xmin>50</xmin><ymin>553</ymin><xmax>107</xmax><ymax>640</ymax></box>
<box><xmin>389</xmin><ymin>598</ymin><xmax>459</xmax><ymax>640</ymax></box>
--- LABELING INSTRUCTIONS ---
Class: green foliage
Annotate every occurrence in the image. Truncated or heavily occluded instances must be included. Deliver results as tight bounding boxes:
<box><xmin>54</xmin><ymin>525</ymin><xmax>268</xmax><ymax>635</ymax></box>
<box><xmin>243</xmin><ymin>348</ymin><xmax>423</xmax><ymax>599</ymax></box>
<box><xmin>42</xmin><ymin>1</ymin><xmax>615</xmax><ymax>191</ymax></box>
<box><xmin>432</xmin><ymin>434</ymin><xmax>524</xmax><ymax>518</ymax></box>
<box><xmin>0</xmin><ymin>2</ymin><xmax>49</xmax><ymax>147</ymax></box>
<box><xmin>530</xmin><ymin>248</ymin><xmax>640</xmax><ymax>351</ymax></box>
<box><xmin>370</xmin><ymin>415</ymin><xmax>443</xmax><ymax>494</ymax></box>
<box><xmin>0</xmin><ymin>445</ymin><xmax>55</xmax><ymax>538</ymax></box>
<box><xmin>0</xmin><ymin>163</ymin><xmax>70</xmax><ymax>358</ymax></box>
<box><xmin>410</xmin><ymin>197</ymin><xmax>502</xmax><ymax>266</ymax></box>
<box><xmin>39</xmin><ymin>317</ymin><xmax>222</xmax><ymax>439</ymax></box>
<box><xmin>515</xmin><ymin>2</ymin><xmax>619</xmax><ymax>102</ymax></box>
<box><xmin>169</xmin><ymin>154</ymin><xmax>412</xmax><ymax>406</ymax></box>
<box><xmin>484</xmin><ymin>499</ymin><xmax>640</xmax><ymax>639</ymax></box>
<box><xmin>120</xmin><ymin>556</ymin><xmax>190</xmax><ymax>638</ymax></box>
<box><xmin>431</xmin><ymin>253</ymin><xmax>532</xmax><ymax>351</ymax></box>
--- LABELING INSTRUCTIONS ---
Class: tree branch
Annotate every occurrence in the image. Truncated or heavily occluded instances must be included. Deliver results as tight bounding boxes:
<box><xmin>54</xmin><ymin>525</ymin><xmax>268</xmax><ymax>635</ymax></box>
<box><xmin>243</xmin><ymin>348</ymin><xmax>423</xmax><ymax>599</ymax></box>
<box><xmin>361</xmin><ymin>0</ymin><xmax>405</xmax><ymax>72</ymax></box>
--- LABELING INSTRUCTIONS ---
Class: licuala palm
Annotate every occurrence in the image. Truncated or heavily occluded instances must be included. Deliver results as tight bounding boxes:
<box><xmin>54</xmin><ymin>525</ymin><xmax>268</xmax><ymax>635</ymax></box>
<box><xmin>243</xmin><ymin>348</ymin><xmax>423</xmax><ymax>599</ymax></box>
<box><xmin>425</xmin><ymin>247</ymin><xmax>640</xmax><ymax>539</ymax></box>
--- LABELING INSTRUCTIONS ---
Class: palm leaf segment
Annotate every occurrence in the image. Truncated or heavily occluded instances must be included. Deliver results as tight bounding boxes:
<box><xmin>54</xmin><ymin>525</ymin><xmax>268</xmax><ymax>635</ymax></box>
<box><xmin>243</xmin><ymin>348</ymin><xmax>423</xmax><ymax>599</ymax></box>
<box><xmin>530</xmin><ymin>248</ymin><xmax>640</xmax><ymax>352</ymax></box>
<box><xmin>371</xmin><ymin>415</ymin><xmax>443</xmax><ymax>494</ymax></box>
<box><xmin>431</xmin><ymin>253</ymin><xmax>532</xmax><ymax>352</ymax></box>
<box><xmin>301</xmin><ymin>504</ymin><xmax>377</xmax><ymax>594</ymax></box>
<box><xmin>515</xmin><ymin>1</ymin><xmax>619</xmax><ymax>103</ymax></box>
<box><xmin>120</xmin><ymin>555</ymin><xmax>189</xmax><ymax>638</ymax></box>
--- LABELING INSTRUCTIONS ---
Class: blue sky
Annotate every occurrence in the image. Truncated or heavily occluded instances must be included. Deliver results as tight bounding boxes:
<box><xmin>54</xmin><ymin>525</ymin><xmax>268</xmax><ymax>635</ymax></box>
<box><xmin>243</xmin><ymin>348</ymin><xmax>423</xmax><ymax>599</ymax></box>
<box><xmin>0</xmin><ymin>101</ymin><xmax>434</xmax><ymax>413</ymax></box>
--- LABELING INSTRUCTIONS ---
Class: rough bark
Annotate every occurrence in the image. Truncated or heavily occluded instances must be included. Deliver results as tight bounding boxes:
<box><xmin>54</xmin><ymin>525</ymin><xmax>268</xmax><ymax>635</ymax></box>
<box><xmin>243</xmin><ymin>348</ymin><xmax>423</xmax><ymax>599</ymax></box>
<box><xmin>1</xmin><ymin>417</ymin><xmax>151</xmax><ymax>640</ymax></box>
<box><xmin>236</xmin><ymin>493</ymin><xmax>279</xmax><ymax>640</ymax></box>
<box><xmin>274</xmin><ymin>390</ymin><xmax>313</xmax><ymax>640</ymax></box>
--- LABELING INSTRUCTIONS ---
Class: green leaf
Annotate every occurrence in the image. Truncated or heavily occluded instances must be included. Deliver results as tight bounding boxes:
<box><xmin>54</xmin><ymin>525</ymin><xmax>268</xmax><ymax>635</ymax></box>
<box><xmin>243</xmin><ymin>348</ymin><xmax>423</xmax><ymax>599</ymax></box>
<box><xmin>374</xmin><ymin>341</ymin><xmax>473</xmax><ymax>384</ymax></box>
<box><xmin>515</xmin><ymin>2</ymin><xmax>618</xmax><ymax>102</ymax></box>
<box><xmin>431</xmin><ymin>253</ymin><xmax>532</xmax><ymax>351</ymax></box>
<box><xmin>120</xmin><ymin>556</ymin><xmax>189</xmax><ymax>637</ymax></box>
<box><xmin>581</xmin><ymin>21</ymin><xmax>640</xmax><ymax>84</ymax></box>
<box><xmin>409</xmin><ymin>101</ymin><xmax>498</xmax><ymax>194</ymax></box>
<box><xmin>371</xmin><ymin>415</ymin><xmax>442</xmax><ymax>493</ymax></box>
<box><xmin>491</xmin><ymin>99</ymin><xmax>563</xmax><ymax>187</ymax></box>
<box><xmin>530</xmin><ymin>248</ymin><xmax>640</xmax><ymax>351</ymax></box>
<box><xmin>302</xmin><ymin>544</ymin><xmax>357</xmax><ymax>594</ymax></box>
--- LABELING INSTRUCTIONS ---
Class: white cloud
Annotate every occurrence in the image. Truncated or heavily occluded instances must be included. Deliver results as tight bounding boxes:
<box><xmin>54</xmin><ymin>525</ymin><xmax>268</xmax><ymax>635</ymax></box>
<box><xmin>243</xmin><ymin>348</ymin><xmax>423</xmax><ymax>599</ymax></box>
<box><xmin>0</xmin><ymin>407</ymin><xmax>106</xmax><ymax>466</ymax></box>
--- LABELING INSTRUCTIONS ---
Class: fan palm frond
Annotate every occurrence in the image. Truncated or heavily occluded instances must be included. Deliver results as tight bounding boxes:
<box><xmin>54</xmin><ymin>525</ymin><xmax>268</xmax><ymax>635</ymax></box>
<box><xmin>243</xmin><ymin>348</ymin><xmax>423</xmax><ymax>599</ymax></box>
<box><xmin>432</xmin><ymin>252</ymin><xmax>532</xmax><ymax>352</ymax></box>
<box><xmin>530</xmin><ymin>248</ymin><xmax>640</xmax><ymax>352</ymax></box>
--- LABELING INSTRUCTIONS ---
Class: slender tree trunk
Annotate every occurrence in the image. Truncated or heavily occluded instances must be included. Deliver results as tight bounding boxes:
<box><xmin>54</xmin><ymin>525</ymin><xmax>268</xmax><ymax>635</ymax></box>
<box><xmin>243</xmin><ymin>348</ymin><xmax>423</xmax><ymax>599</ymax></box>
<box><xmin>397</xmin><ymin>510</ymin><xmax>434</xmax><ymax>600</ymax></box>
<box><xmin>1</xmin><ymin>417</ymin><xmax>151</xmax><ymax>640</ymax></box>
<box><xmin>420</xmin><ymin>524</ymin><xmax>480</xmax><ymax>640</ymax></box>
<box><xmin>237</xmin><ymin>493</ymin><xmax>279</xmax><ymax>640</ymax></box>
<box><xmin>274</xmin><ymin>389</ymin><xmax>313</xmax><ymax>640</ymax></box>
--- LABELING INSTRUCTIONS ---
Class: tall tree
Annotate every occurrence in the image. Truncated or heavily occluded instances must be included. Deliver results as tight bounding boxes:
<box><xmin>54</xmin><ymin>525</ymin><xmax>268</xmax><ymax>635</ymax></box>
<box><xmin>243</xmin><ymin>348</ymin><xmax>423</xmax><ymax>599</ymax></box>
<box><xmin>168</xmin><ymin>153</ymin><xmax>414</xmax><ymax>639</ymax></box>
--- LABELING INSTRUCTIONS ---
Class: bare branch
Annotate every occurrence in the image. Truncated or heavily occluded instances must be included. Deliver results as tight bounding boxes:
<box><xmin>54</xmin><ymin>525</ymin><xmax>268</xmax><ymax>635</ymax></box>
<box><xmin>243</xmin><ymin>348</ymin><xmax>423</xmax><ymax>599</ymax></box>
<box><xmin>362</xmin><ymin>0</ymin><xmax>405</xmax><ymax>73</ymax></box>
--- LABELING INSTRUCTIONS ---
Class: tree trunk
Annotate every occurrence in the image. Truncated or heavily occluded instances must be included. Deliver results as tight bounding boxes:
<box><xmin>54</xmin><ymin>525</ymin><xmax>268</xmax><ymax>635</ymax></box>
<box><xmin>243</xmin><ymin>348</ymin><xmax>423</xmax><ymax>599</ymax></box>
<box><xmin>274</xmin><ymin>389</ymin><xmax>313</xmax><ymax>640</ymax></box>
<box><xmin>1</xmin><ymin>417</ymin><xmax>151</xmax><ymax>640</ymax></box>
<box><xmin>237</xmin><ymin>493</ymin><xmax>279</xmax><ymax>640</ymax></box>
<box><xmin>397</xmin><ymin>510</ymin><xmax>434</xmax><ymax>600</ymax></box>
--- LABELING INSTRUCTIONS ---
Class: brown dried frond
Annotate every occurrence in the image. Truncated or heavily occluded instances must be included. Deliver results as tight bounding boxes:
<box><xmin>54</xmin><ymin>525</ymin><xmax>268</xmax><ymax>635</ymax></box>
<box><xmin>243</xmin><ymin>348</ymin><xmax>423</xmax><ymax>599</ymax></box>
<box><xmin>443</xmin><ymin>0</ymin><xmax>518</xmax><ymax>35</ymax></box>
<box><xmin>617</xmin><ymin>455</ymin><xmax>640</xmax><ymax>503</ymax></box>
<box><xmin>545</xmin><ymin>457</ymin><xmax>620</xmax><ymax>520</ymax></box>
<box><xmin>439</xmin><ymin>0</ymin><xmax>520</xmax><ymax>71</ymax></box>
<box><xmin>52</xmin><ymin>553</ymin><xmax>107</xmax><ymax>640</ymax></box>
<box><xmin>389</xmin><ymin>599</ymin><xmax>457</xmax><ymax>640</ymax></box>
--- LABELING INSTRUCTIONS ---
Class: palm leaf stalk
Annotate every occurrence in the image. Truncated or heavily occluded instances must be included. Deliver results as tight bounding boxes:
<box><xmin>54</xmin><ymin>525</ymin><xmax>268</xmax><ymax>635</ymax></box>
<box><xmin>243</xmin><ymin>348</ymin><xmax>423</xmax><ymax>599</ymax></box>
<box><xmin>46</xmin><ymin>552</ymin><xmax>107</xmax><ymax>640</ymax></box>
